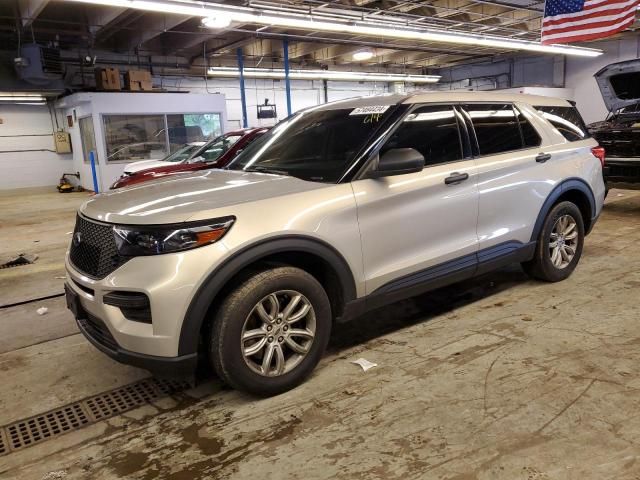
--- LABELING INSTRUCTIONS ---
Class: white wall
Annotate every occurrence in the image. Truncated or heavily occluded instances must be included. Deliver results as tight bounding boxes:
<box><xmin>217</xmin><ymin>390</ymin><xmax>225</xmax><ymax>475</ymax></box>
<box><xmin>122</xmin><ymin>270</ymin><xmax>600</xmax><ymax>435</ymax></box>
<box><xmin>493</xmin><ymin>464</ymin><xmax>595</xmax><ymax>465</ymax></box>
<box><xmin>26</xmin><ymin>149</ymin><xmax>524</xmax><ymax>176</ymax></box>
<box><xmin>0</xmin><ymin>105</ymin><xmax>73</xmax><ymax>190</ymax></box>
<box><xmin>566</xmin><ymin>36</ymin><xmax>640</xmax><ymax>124</ymax></box>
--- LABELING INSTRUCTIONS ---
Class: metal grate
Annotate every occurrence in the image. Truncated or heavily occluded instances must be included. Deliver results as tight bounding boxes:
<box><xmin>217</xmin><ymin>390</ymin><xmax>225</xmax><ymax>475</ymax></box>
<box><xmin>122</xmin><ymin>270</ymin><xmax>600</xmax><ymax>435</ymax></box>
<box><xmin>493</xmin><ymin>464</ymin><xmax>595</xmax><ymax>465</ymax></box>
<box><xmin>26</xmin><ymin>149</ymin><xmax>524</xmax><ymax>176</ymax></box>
<box><xmin>6</xmin><ymin>404</ymin><xmax>90</xmax><ymax>452</ymax></box>
<box><xmin>69</xmin><ymin>215</ymin><xmax>130</xmax><ymax>279</ymax></box>
<box><xmin>0</xmin><ymin>378</ymin><xmax>189</xmax><ymax>456</ymax></box>
<box><xmin>0</xmin><ymin>429</ymin><xmax>7</xmax><ymax>456</ymax></box>
<box><xmin>84</xmin><ymin>378</ymin><xmax>185</xmax><ymax>420</ymax></box>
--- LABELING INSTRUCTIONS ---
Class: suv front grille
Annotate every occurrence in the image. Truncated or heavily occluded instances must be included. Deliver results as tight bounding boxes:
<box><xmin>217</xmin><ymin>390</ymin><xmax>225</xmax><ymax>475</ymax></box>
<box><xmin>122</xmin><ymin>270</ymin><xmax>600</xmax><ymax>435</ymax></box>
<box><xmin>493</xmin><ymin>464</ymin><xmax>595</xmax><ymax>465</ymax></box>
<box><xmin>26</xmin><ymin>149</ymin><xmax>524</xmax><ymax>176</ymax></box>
<box><xmin>69</xmin><ymin>215</ymin><xmax>129</xmax><ymax>279</ymax></box>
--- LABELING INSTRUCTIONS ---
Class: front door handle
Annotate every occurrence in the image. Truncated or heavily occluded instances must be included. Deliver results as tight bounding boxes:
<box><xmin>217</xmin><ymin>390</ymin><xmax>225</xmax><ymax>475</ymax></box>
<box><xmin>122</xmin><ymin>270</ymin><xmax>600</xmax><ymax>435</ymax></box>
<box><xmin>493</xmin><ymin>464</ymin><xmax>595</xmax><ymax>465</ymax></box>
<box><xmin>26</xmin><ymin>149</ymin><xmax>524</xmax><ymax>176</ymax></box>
<box><xmin>536</xmin><ymin>153</ymin><xmax>552</xmax><ymax>163</ymax></box>
<box><xmin>444</xmin><ymin>172</ymin><xmax>469</xmax><ymax>185</ymax></box>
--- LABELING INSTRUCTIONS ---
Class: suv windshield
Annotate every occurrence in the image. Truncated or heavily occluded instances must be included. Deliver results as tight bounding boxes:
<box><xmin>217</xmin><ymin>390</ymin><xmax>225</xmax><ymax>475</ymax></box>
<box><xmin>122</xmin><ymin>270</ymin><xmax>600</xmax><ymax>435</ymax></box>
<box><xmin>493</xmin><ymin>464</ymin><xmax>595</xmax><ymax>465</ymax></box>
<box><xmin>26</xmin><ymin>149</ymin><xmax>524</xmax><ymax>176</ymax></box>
<box><xmin>228</xmin><ymin>106</ymin><xmax>395</xmax><ymax>182</ymax></box>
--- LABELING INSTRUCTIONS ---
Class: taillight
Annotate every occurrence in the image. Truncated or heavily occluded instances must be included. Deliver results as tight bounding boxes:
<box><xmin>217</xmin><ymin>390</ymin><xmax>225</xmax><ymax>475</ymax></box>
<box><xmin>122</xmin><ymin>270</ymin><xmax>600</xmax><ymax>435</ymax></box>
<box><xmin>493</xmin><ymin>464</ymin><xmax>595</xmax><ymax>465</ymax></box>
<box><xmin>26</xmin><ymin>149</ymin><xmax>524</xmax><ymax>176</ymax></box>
<box><xmin>592</xmin><ymin>146</ymin><xmax>606</xmax><ymax>167</ymax></box>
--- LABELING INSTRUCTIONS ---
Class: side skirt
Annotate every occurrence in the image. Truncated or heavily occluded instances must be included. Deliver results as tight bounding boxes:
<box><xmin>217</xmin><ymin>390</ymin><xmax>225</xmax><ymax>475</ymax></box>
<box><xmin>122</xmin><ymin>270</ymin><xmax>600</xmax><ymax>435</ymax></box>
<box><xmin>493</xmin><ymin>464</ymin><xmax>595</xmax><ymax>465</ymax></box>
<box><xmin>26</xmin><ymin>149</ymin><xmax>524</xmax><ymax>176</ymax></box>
<box><xmin>339</xmin><ymin>240</ymin><xmax>535</xmax><ymax>323</ymax></box>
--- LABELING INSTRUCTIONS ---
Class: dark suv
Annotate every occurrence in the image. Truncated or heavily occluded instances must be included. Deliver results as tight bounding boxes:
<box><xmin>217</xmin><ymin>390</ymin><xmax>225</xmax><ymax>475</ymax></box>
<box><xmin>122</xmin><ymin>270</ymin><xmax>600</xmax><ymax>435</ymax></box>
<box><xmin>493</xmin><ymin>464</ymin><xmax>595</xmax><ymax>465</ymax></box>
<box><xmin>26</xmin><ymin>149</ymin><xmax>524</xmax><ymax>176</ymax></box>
<box><xmin>589</xmin><ymin>59</ymin><xmax>640</xmax><ymax>189</ymax></box>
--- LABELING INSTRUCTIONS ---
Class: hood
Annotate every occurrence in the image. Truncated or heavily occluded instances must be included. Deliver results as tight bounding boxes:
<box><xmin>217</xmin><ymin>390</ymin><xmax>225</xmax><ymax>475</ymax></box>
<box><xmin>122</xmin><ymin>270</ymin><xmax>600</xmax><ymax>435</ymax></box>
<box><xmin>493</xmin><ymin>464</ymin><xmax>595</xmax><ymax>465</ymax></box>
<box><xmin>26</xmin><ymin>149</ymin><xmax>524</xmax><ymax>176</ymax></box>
<box><xmin>81</xmin><ymin>169</ymin><xmax>325</xmax><ymax>225</ymax></box>
<box><xmin>595</xmin><ymin>59</ymin><xmax>640</xmax><ymax>112</ymax></box>
<box><xmin>123</xmin><ymin>159</ymin><xmax>172</xmax><ymax>174</ymax></box>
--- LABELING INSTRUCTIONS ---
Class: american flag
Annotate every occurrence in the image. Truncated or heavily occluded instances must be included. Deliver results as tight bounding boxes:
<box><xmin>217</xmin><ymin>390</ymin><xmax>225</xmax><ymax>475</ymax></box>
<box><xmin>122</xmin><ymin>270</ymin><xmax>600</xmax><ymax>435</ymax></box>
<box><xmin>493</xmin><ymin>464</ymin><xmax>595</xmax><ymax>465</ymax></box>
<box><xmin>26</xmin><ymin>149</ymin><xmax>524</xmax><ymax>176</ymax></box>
<box><xmin>541</xmin><ymin>0</ymin><xmax>639</xmax><ymax>44</ymax></box>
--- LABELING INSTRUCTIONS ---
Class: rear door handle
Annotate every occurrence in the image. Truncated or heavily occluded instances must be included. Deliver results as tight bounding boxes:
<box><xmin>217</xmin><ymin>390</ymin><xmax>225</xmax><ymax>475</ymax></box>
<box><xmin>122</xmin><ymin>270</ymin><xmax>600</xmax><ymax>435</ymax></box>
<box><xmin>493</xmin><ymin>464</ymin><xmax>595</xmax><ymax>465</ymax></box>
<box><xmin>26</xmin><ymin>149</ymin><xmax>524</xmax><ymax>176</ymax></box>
<box><xmin>536</xmin><ymin>153</ymin><xmax>552</xmax><ymax>163</ymax></box>
<box><xmin>444</xmin><ymin>172</ymin><xmax>469</xmax><ymax>185</ymax></box>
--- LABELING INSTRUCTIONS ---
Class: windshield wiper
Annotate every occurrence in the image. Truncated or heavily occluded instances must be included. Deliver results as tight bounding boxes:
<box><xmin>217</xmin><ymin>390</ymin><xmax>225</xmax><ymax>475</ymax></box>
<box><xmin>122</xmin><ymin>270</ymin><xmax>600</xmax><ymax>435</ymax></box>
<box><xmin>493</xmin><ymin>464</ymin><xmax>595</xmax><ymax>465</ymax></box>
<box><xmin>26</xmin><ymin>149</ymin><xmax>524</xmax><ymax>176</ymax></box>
<box><xmin>245</xmin><ymin>166</ymin><xmax>290</xmax><ymax>176</ymax></box>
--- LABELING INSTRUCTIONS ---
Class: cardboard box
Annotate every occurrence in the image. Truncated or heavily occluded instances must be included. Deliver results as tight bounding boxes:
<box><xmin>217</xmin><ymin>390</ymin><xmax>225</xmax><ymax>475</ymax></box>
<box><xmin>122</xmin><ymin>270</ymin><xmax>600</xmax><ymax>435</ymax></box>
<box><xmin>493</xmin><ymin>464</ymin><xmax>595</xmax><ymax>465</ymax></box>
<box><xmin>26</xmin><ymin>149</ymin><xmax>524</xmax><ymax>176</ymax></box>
<box><xmin>95</xmin><ymin>68</ymin><xmax>121</xmax><ymax>90</ymax></box>
<box><xmin>125</xmin><ymin>70</ymin><xmax>153</xmax><ymax>91</ymax></box>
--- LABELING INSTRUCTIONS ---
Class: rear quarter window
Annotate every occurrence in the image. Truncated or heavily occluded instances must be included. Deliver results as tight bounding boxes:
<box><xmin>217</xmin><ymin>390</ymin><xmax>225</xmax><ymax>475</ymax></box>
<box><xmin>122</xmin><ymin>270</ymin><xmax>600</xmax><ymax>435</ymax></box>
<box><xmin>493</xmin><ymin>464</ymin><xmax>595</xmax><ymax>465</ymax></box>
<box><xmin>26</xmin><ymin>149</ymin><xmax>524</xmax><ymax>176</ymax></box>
<box><xmin>535</xmin><ymin>106</ymin><xmax>590</xmax><ymax>142</ymax></box>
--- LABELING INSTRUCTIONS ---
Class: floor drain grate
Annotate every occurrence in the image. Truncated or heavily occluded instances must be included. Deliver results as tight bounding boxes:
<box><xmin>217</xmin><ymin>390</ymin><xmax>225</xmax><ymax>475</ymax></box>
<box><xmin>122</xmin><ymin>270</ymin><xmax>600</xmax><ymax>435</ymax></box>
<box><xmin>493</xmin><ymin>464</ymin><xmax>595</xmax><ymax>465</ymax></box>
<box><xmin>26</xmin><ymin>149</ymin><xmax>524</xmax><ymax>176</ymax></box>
<box><xmin>0</xmin><ymin>253</ymin><xmax>36</xmax><ymax>270</ymax></box>
<box><xmin>0</xmin><ymin>377</ymin><xmax>189</xmax><ymax>456</ymax></box>
<box><xmin>6</xmin><ymin>404</ymin><xmax>90</xmax><ymax>452</ymax></box>
<box><xmin>0</xmin><ymin>429</ymin><xmax>7</xmax><ymax>455</ymax></box>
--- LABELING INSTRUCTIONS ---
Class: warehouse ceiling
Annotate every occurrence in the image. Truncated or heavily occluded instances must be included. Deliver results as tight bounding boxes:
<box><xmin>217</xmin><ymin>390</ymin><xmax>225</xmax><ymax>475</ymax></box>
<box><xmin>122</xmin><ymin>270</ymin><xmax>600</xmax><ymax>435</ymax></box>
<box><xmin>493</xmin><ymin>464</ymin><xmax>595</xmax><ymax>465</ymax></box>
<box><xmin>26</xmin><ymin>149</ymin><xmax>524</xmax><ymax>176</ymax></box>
<box><xmin>0</xmin><ymin>0</ymin><xmax>637</xmax><ymax>77</ymax></box>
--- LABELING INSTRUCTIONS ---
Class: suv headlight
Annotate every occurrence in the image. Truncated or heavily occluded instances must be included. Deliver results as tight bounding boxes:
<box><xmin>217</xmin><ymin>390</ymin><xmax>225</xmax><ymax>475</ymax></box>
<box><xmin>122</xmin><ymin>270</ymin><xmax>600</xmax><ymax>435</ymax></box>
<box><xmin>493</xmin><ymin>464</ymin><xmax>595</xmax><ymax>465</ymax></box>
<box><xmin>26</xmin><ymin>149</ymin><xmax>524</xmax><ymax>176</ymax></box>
<box><xmin>113</xmin><ymin>217</ymin><xmax>235</xmax><ymax>256</ymax></box>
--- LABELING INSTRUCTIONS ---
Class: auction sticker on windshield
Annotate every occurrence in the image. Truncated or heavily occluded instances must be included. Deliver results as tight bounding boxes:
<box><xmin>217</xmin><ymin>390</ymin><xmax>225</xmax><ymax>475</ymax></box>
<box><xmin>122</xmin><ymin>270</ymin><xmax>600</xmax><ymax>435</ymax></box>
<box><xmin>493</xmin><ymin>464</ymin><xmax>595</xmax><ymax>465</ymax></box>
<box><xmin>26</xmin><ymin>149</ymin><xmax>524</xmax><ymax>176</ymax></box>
<box><xmin>350</xmin><ymin>106</ymin><xmax>390</xmax><ymax>116</ymax></box>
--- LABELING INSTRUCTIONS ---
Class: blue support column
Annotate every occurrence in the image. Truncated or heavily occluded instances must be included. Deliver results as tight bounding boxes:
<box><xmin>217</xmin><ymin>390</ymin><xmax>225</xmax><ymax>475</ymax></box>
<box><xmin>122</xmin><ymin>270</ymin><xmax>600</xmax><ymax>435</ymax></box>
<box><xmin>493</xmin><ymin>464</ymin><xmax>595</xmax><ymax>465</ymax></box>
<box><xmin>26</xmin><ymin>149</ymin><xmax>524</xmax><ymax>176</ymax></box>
<box><xmin>237</xmin><ymin>47</ymin><xmax>248</xmax><ymax>128</ymax></box>
<box><xmin>283</xmin><ymin>39</ymin><xmax>292</xmax><ymax>117</ymax></box>
<box><xmin>89</xmin><ymin>150</ymin><xmax>99</xmax><ymax>193</ymax></box>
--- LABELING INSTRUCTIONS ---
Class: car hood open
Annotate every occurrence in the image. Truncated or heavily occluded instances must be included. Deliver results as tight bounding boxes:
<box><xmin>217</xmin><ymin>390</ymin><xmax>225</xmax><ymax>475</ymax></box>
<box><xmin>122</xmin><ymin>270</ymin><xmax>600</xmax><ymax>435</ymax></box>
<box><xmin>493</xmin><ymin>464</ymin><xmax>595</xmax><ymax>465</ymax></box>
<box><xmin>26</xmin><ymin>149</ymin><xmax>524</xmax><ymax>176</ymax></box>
<box><xmin>80</xmin><ymin>169</ymin><xmax>326</xmax><ymax>225</ymax></box>
<box><xmin>595</xmin><ymin>59</ymin><xmax>640</xmax><ymax>112</ymax></box>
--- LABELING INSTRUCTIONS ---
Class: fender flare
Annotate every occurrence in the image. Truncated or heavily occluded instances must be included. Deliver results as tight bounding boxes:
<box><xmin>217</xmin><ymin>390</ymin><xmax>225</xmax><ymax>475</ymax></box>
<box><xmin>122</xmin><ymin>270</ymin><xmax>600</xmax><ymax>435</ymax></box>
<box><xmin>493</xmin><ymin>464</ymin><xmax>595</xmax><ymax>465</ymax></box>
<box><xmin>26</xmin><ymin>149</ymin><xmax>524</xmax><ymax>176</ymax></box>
<box><xmin>530</xmin><ymin>178</ymin><xmax>596</xmax><ymax>242</ymax></box>
<box><xmin>178</xmin><ymin>235</ymin><xmax>357</xmax><ymax>356</ymax></box>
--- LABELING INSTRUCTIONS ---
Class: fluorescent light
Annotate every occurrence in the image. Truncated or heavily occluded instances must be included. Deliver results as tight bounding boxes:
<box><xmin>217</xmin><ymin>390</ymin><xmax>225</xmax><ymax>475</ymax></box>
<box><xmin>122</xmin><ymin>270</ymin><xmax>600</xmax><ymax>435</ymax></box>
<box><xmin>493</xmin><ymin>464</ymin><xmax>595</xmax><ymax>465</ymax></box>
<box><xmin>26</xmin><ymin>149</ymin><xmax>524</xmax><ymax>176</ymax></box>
<box><xmin>63</xmin><ymin>0</ymin><xmax>603</xmax><ymax>57</ymax></box>
<box><xmin>208</xmin><ymin>67</ymin><xmax>440</xmax><ymax>83</ymax></box>
<box><xmin>0</xmin><ymin>92</ymin><xmax>47</xmax><ymax>103</ymax></box>
<box><xmin>353</xmin><ymin>50</ymin><xmax>374</xmax><ymax>61</ymax></box>
<box><xmin>201</xmin><ymin>14</ymin><xmax>231</xmax><ymax>29</ymax></box>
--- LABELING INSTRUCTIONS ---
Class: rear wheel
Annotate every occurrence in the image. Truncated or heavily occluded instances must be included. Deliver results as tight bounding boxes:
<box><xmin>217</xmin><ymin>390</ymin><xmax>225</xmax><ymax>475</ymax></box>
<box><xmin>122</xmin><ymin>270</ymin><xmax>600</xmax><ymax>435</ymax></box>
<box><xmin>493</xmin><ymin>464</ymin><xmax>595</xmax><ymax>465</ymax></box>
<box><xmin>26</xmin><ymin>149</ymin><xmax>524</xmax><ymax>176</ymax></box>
<box><xmin>209</xmin><ymin>266</ymin><xmax>331</xmax><ymax>396</ymax></box>
<box><xmin>522</xmin><ymin>201</ymin><xmax>584</xmax><ymax>282</ymax></box>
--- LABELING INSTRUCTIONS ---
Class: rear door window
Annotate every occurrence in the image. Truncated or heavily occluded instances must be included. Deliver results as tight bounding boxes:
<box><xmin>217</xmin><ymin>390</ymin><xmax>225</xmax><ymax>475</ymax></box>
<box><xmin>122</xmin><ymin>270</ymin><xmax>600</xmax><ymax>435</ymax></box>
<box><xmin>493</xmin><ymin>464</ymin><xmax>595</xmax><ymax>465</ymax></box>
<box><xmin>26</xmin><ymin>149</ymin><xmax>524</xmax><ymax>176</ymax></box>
<box><xmin>381</xmin><ymin>105</ymin><xmax>463</xmax><ymax>167</ymax></box>
<box><xmin>535</xmin><ymin>106</ymin><xmax>590</xmax><ymax>142</ymax></box>
<box><xmin>463</xmin><ymin>104</ymin><xmax>522</xmax><ymax>155</ymax></box>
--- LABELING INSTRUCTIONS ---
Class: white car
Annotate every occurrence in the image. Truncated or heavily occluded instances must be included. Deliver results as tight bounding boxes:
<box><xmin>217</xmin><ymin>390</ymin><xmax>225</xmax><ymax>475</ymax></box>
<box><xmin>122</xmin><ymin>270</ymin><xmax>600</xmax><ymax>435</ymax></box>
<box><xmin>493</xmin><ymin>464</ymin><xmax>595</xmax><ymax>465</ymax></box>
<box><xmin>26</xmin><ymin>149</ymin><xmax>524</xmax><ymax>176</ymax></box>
<box><xmin>120</xmin><ymin>142</ymin><xmax>206</xmax><ymax>176</ymax></box>
<box><xmin>66</xmin><ymin>92</ymin><xmax>605</xmax><ymax>396</ymax></box>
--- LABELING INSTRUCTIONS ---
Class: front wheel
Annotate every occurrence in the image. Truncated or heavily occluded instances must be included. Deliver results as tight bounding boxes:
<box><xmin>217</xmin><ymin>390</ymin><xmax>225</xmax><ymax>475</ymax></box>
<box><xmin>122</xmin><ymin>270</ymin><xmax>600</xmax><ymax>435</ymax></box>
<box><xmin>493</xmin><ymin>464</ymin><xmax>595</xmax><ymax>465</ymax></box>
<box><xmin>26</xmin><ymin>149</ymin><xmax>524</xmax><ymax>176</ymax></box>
<box><xmin>209</xmin><ymin>266</ymin><xmax>332</xmax><ymax>396</ymax></box>
<box><xmin>522</xmin><ymin>201</ymin><xmax>585</xmax><ymax>282</ymax></box>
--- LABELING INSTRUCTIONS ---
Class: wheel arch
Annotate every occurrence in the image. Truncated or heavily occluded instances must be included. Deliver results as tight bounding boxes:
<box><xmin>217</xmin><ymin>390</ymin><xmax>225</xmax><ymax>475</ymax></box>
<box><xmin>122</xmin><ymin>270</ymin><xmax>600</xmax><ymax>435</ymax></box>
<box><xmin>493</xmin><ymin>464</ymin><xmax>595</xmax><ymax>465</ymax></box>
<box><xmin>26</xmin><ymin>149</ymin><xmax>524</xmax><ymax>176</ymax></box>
<box><xmin>178</xmin><ymin>235</ymin><xmax>357</xmax><ymax>356</ymax></box>
<box><xmin>530</xmin><ymin>178</ymin><xmax>596</xmax><ymax>242</ymax></box>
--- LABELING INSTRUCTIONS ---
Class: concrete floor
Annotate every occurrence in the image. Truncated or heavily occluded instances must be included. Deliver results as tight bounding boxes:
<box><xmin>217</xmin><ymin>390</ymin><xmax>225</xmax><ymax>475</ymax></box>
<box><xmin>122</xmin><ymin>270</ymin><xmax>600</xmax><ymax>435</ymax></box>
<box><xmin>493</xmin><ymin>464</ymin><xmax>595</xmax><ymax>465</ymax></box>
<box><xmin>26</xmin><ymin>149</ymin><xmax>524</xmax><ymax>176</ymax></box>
<box><xmin>1</xmin><ymin>187</ymin><xmax>640</xmax><ymax>479</ymax></box>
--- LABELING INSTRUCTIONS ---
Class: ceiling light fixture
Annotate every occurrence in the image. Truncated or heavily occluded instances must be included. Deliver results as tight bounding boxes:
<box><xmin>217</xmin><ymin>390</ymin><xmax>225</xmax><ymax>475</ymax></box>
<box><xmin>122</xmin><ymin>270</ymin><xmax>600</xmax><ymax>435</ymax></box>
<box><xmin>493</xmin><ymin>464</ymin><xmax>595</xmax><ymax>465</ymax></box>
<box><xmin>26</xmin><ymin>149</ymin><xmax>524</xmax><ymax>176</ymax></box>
<box><xmin>207</xmin><ymin>67</ymin><xmax>440</xmax><ymax>83</ymax></box>
<box><xmin>63</xmin><ymin>0</ymin><xmax>603</xmax><ymax>57</ymax></box>
<box><xmin>201</xmin><ymin>14</ymin><xmax>231</xmax><ymax>29</ymax></box>
<box><xmin>0</xmin><ymin>92</ymin><xmax>47</xmax><ymax>104</ymax></box>
<box><xmin>352</xmin><ymin>50</ymin><xmax>374</xmax><ymax>61</ymax></box>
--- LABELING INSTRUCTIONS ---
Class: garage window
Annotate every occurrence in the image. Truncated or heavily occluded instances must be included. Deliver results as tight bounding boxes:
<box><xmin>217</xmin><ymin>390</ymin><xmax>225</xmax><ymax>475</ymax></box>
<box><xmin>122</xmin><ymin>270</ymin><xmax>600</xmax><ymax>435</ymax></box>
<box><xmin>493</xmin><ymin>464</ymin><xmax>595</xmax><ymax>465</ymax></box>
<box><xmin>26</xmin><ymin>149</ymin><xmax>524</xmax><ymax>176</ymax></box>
<box><xmin>104</xmin><ymin>115</ymin><xmax>168</xmax><ymax>163</ymax></box>
<box><xmin>166</xmin><ymin>114</ymin><xmax>222</xmax><ymax>152</ymax></box>
<box><xmin>381</xmin><ymin>105</ymin><xmax>463</xmax><ymax>166</ymax></box>
<box><xmin>535</xmin><ymin>106</ymin><xmax>590</xmax><ymax>142</ymax></box>
<box><xmin>103</xmin><ymin>113</ymin><xmax>223</xmax><ymax>163</ymax></box>
<box><xmin>464</xmin><ymin>104</ymin><xmax>522</xmax><ymax>156</ymax></box>
<box><xmin>78</xmin><ymin>117</ymin><xmax>97</xmax><ymax>164</ymax></box>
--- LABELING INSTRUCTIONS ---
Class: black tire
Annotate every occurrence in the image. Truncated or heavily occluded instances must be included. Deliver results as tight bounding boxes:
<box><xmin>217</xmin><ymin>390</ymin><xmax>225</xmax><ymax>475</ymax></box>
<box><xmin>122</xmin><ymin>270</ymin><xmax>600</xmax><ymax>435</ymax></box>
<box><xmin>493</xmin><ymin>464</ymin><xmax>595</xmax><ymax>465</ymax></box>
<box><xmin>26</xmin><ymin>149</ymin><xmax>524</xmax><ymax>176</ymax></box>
<box><xmin>522</xmin><ymin>201</ymin><xmax>585</xmax><ymax>282</ymax></box>
<box><xmin>209</xmin><ymin>266</ymin><xmax>331</xmax><ymax>396</ymax></box>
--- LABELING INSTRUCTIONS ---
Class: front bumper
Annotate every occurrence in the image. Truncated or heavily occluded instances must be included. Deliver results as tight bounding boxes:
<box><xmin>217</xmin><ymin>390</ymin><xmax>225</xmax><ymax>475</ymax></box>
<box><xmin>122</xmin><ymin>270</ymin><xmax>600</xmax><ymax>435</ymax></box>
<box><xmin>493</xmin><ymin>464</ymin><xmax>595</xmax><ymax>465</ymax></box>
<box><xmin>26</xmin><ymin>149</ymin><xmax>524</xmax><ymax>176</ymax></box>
<box><xmin>64</xmin><ymin>241</ymin><xmax>229</xmax><ymax>372</ymax></box>
<box><xmin>70</xmin><ymin>287</ymin><xmax>197</xmax><ymax>377</ymax></box>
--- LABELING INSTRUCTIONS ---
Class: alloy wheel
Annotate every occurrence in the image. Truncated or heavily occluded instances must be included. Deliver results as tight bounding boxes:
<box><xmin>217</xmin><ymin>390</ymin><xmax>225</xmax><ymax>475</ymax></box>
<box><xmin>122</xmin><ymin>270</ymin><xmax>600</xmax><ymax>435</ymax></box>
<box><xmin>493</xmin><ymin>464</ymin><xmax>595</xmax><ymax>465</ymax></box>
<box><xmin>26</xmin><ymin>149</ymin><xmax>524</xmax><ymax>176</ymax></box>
<box><xmin>549</xmin><ymin>214</ymin><xmax>579</xmax><ymax>269</ymax></box>
<box><xmin>240</xmin><ymin>290</ymin><xmax>316</xmax><ymax>377</ymax></box>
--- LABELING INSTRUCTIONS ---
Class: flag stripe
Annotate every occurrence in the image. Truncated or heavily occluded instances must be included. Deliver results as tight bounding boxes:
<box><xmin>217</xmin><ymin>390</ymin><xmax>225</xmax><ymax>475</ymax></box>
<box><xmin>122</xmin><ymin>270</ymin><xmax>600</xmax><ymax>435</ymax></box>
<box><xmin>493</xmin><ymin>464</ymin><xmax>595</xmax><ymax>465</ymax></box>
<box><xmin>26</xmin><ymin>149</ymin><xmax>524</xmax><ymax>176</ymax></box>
<box><xmin>542</xmin><ymin>0</ymin><xmax>639</xmax><ymax>45</ymax></box>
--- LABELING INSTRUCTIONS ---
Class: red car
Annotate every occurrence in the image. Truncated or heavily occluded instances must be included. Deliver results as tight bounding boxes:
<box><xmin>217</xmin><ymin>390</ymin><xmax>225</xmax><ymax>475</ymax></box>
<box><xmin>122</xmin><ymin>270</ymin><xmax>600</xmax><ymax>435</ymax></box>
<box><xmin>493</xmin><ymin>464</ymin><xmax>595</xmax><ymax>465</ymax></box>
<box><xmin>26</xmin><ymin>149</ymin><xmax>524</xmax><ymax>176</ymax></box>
<box><xmin>110</xmin><ymin>127</ymin><xmax>269</xmax><ymax>189</ymax></box>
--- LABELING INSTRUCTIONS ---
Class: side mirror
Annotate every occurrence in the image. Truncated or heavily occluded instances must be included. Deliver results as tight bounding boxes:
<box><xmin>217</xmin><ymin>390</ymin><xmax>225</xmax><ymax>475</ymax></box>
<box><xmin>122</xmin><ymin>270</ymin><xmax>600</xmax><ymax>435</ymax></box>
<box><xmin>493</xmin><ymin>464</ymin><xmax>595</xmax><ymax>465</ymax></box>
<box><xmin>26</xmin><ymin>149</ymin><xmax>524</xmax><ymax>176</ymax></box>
<box><xmin>370</xmin><ymin>148</ymin><xmax>424</xmax><ymax>178</ymax></box>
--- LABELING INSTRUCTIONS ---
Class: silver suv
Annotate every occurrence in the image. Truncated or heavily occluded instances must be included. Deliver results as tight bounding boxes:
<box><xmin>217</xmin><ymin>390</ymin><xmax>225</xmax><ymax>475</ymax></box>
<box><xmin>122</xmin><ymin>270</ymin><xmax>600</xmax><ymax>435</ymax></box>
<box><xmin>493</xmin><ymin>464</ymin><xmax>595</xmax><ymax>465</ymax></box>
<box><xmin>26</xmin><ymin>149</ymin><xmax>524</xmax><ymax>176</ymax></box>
<box><xmin>65</xmin><ymin>92</ymin><xmax>606</xmax><ymax>395</ymax></box>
